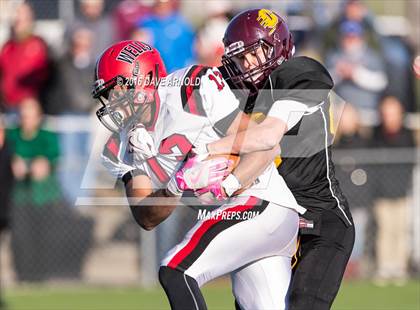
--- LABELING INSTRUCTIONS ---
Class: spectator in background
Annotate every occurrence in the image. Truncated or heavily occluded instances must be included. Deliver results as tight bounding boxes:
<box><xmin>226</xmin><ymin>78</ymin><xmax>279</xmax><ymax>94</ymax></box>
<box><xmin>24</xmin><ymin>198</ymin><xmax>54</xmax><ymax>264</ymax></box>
<box><xmin>370</xmin><ymin>96</ymin><xmax>415</xmax><ymax>285</ymax></box>
<box><xmin>58</xmin><ymin>27</ymin><xmax>96</xmax><ymax>114</ymax></box>
<box><xmin>135</xmin><ymin>0</ymin><xmax>195</xmax><ymax>72</ymax></box>
<box><xmin>323</xmin><ymin>0</ymin><xmax>416</xmax><ymax>113</ymax></box>
<box><xmin>6</xmin><ymin>98</ymin><xmax>60</xmax><ymax>281</ymax></box>
<box><xmin>54</xmin><ymin>27</ymin><xmax>97</xmax><ymax>204</ymax></box>
<box><xmin>7</xmin><ymin>97</ymin><xmax>61</xmax><ymax>208</ymax></box>
<box><xmin>334</xmin><ymin>104</ymin><xmax>372</xmax><ymax>276</ymax></box>
<box><xmin>323</xmin><ymin>0</ymin><xmax>379</xmax><ymax>53</ymax></box>
<box><xmin>380</xmin><ymin>32</ymin><xmax>417</xmax><ymax>113</ymax></box>
<box><xmin>67</xmin><ymin>0</ymin><xmax>114</xmax><ymax>60</ymax></box>
<box><xmin>326</xmin><ymin>21</ymin><xmax>387</xmax><ymax>125</ymax></box>
<box><xmin>195</xmin><ymin>1</ymin><xmax>232</xmax><ymax>67</ymax></box>
<box><xmin>0</xmin><ymin>2</ymin><xmax>49</xmax><ymax>110</ymax></box>
<box><xmin>0</xmin><ymin>116</ymin><xmax>13</xmax><ymax>308</ymax></box>
<box><xmin>6</xmin><ymin>98</ymin><xmax>93</xmax><ymax>281</ymax></box>
<box><xmin>113</xmin><ymin>0</ymin><xmax>151</xmax><ymax>41</ymax></box>
<box><xmin>335</xmin><ymin>104</ymin><xmax>368</xmax><ymax>149</ymax></box>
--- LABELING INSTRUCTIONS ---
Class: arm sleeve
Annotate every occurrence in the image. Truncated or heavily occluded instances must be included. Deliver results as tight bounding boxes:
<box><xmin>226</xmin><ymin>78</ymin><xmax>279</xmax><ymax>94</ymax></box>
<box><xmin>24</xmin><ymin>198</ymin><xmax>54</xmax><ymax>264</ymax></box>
<box><xmin>101</xmin><ymin>132</ymin><xmax>140</xmax><ymax>178</ymax></box>
<box><xmin>267</xmin><ymin>100</ymin><xmax>308</xmax><ymax>130</ymax></box>
<box><xmin>122</xmin><ymin>169</ymin><xmax>148</xmax><ymax>185</ymax></box>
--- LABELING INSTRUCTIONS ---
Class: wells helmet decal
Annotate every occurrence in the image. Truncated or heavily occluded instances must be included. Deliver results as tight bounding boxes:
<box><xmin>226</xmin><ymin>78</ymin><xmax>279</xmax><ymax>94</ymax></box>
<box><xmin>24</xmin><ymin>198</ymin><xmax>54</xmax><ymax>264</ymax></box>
<box><xmin>256</xmin><ymin>9</ymin><xmax>279</xmax><ymax>35</ymax></box>
<box><xmin>116</xmin><ymin>41</ymin><xmax>152</xmax><ymax>64</ymax></box>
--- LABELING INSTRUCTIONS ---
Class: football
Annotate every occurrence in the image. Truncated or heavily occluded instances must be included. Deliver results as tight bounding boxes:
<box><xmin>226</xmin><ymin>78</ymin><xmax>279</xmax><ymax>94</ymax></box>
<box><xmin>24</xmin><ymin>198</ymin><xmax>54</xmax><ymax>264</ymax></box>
<box><xmin>204</xmin><ymin>154</ymin><xmax>240</xmax><ymax>173</ymax></box>
<box><xmin>204</xmin><ymin>153</ymin><xmax>246</xmax><ymax>196</ymax></box>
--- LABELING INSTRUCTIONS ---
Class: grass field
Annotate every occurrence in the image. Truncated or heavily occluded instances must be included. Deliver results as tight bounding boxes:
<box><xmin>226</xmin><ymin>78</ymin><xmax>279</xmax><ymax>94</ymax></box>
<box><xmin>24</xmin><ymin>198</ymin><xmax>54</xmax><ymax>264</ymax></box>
<box><xmin>3</xmin><ymin>280</ymin><xmax>419</xmax><ymax>310</ymax></box>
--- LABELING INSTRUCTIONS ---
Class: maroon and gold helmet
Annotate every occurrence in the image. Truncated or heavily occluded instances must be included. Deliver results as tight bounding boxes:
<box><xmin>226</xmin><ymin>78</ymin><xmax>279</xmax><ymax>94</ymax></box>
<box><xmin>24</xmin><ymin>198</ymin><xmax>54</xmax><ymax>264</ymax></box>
<box><xmin>222</xmin><ymin>9</ymin><xmax>294</xmax><ymax>92</ymax></box>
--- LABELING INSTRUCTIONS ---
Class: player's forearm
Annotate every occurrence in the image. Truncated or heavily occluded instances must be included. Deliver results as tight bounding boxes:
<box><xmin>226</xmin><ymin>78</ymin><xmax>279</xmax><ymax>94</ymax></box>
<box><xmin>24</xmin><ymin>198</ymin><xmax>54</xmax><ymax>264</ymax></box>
<box><xmin>129</xmin><ymin>190</ymin><xmax>178</xmax><ymax>231</ymax></box>
<box><xmin>208</xmin><ymin>120</ymin><xmax>286</xmax><ymax>155</ymax></box>
<box><xmin>126</xmin><ymin>180</ymin><xmax>178</xmax><ymax>231</ymax></box>
<box><xmin>232</xmin><ymin>145</ymin><xmax>280</xmax><ymax>190</ymax></box>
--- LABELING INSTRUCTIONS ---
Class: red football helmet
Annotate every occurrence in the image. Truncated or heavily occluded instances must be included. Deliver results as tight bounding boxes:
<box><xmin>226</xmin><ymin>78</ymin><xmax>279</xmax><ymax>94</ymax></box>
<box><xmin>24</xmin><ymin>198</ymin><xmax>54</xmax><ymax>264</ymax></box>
<box><xmin>222</xmin><ymin>9</ymin><xmax>294</xmax><ymax>93</ymax></box>
<box><xmin>92</xmin><ymin>40</ymin><xmax>167</xmax><ymax>132</ymax></box>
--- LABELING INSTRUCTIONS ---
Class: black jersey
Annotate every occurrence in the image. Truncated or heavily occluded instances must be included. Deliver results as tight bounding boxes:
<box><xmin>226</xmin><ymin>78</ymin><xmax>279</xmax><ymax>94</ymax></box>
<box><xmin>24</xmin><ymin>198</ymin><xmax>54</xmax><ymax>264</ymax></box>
<box><xmin>250</xmin><ymin>56</ymin><xmax>352</xmax><ymax>227</ymax></box>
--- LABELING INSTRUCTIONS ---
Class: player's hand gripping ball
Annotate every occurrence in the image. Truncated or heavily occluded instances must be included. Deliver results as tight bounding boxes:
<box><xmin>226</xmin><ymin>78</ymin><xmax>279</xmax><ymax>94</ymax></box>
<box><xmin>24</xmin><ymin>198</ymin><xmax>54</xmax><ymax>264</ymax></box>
<box><xmin>166</xmin><ymin>153</ymin><xmax>238</xmax><ymax>196</ymax></box>
<box><xmin>179</xmin><ymin>154</ymin><xmax>239</xmax><ymax>189</ymax></box>
<box><xmin>192</xmin><ymin>154</ymin><xmax>241</xmax><ymax>204</ymax></box>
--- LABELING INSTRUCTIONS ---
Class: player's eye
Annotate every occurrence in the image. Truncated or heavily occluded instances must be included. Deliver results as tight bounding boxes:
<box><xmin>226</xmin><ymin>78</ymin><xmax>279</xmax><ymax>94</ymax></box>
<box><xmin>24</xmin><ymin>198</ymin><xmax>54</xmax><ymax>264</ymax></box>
<box><xmin>110</xmin><ymin>88</ymin><xmax>126</xmax><ymax>100</ymax></box>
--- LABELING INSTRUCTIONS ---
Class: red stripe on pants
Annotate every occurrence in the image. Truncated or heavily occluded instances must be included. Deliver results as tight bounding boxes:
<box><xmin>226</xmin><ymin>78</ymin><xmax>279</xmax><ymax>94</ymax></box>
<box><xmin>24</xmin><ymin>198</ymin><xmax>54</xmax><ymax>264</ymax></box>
<box><xmin>167</xmin><ymin>196</ymin><xmax>259</xmax><ymax>269</ymax></box>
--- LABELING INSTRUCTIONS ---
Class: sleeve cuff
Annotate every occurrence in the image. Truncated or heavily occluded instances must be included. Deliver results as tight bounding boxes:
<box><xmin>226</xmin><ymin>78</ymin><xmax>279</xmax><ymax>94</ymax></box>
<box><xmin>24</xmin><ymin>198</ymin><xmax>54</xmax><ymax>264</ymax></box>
<box><xmin>267</xmin><ymin>100</ymin><xmax>308</xmax><ymax>130</ymax></box>
<box><xmin>122</xmin><ymin>169</ymin><xmax>147</xmax><ymax>185</ymax></box>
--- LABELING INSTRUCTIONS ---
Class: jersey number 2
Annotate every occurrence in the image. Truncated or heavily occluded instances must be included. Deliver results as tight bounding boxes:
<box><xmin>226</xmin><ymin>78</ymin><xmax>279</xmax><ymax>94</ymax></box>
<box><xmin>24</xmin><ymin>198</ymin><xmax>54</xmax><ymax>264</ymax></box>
<box><xmin>146</xmin><ymin>134</ymin><xmax>192</xmax><ymax>183</ymax></box>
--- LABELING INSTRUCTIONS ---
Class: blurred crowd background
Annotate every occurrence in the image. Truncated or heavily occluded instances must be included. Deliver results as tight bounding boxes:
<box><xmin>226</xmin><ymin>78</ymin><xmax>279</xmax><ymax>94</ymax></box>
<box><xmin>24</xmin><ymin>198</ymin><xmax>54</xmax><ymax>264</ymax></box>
<box><xmin>0</xmin><ymin>0</ymin><xmax>419</xmax><ymax>296</ymax></box>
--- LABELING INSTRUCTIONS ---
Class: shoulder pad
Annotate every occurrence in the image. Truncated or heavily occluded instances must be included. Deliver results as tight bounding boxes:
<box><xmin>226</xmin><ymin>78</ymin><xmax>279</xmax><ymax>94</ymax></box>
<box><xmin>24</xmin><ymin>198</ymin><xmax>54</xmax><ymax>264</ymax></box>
<box><xmin>268</xmin><ymin>56</ymin><xmax>333</xmax><ymax>90</ymax></box>
<box><xmin>179</xmin><ymin>65</ymin><xmax>211</xmax><ymax>117</ymax></box>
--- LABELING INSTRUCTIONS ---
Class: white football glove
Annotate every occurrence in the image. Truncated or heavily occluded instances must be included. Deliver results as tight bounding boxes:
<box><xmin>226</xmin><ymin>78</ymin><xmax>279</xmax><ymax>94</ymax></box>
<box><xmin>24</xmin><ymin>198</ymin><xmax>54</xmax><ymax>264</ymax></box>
<box><xmin>127</xmin><ymin>123</ymin><xmax>157</xmax><ymax>160</ymax></box>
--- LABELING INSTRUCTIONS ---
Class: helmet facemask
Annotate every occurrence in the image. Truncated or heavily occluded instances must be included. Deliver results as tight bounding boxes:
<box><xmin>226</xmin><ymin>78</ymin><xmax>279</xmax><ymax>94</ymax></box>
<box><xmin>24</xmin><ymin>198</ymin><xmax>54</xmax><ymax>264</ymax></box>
<box><xmin>93</xmin><ymin>68</ymin><xmax>159</xmax><ymax>133</ymax></box>
<box><xmin>222</xmin><ymin>39</ymin><xmax>285</xmax><ymax>96</ymax></box>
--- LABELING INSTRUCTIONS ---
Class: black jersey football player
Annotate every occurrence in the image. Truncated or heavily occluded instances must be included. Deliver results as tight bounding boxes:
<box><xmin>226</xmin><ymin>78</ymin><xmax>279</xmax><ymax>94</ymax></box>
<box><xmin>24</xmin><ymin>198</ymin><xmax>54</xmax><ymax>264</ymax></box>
<box><xmin>195</xmin><ymin>9</ymin><xmax>355</xmax><ymax>310</ymax></box>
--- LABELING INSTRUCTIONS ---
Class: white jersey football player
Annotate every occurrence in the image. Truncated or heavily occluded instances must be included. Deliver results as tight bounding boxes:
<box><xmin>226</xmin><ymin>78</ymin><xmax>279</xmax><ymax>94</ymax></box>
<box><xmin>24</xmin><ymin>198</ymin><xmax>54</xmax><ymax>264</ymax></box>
<box><xmin>94</xmin><ymin>41</ymin><xmax>302</xmax><ymax>309</ymax></box>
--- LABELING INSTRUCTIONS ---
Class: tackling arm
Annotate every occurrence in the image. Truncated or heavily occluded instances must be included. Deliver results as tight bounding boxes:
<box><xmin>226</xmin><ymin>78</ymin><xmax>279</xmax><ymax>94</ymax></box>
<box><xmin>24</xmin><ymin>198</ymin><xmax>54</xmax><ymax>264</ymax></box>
<box><xmin>214</xmin><ymin>111</ymin><xmax>283</xmax><ymax>195</ymax></box>
<box><xmin>207</xmin><ymin>116</ymin><xmax>287</xmax><ymax>155</ymax></box>
<box><xmin>205</xmin><ymin>98</ymin><xmax>309</xmax><ymax>156</ymax></box>
<box><xmin>232</xmin><ymin>145</ymin><xmax>280</xmax><ymax>190</ymax></box>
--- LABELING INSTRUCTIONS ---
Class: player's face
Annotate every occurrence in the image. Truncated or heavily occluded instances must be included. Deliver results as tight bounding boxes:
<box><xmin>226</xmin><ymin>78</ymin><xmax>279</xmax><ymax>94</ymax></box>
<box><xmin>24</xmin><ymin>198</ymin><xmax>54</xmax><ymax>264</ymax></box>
<box><xmin>97</xmin><ymin>84</ymin><xmax>154</xmax><ymax>132</ymax></box>
<box><xmin>232</xmin><ymin>46</ymin><xmax>267</xmax><ymax>80</ymax></box>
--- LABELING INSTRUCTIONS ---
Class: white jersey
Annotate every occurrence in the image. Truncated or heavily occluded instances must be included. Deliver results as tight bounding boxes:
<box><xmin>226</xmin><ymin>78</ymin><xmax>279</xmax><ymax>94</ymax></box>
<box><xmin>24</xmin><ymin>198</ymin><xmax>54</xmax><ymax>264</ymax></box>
<box><xmin>112</xmin><ymin>65</ymin><xmax>303</xmax><ymax>213</ymax></box>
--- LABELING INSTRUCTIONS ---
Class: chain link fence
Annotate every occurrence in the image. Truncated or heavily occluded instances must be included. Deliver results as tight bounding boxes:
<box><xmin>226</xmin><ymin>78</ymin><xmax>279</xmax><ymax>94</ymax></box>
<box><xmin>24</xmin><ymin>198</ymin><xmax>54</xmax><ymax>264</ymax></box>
<box><xmin>334</xmin><ymin>148</ymin><xmax>419</xmax><ymax>279</ymax></box>
<box><xmin>1</xmin><ymin>131</ymin><xmax>419</xmax><ymax>286</ymax></box>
